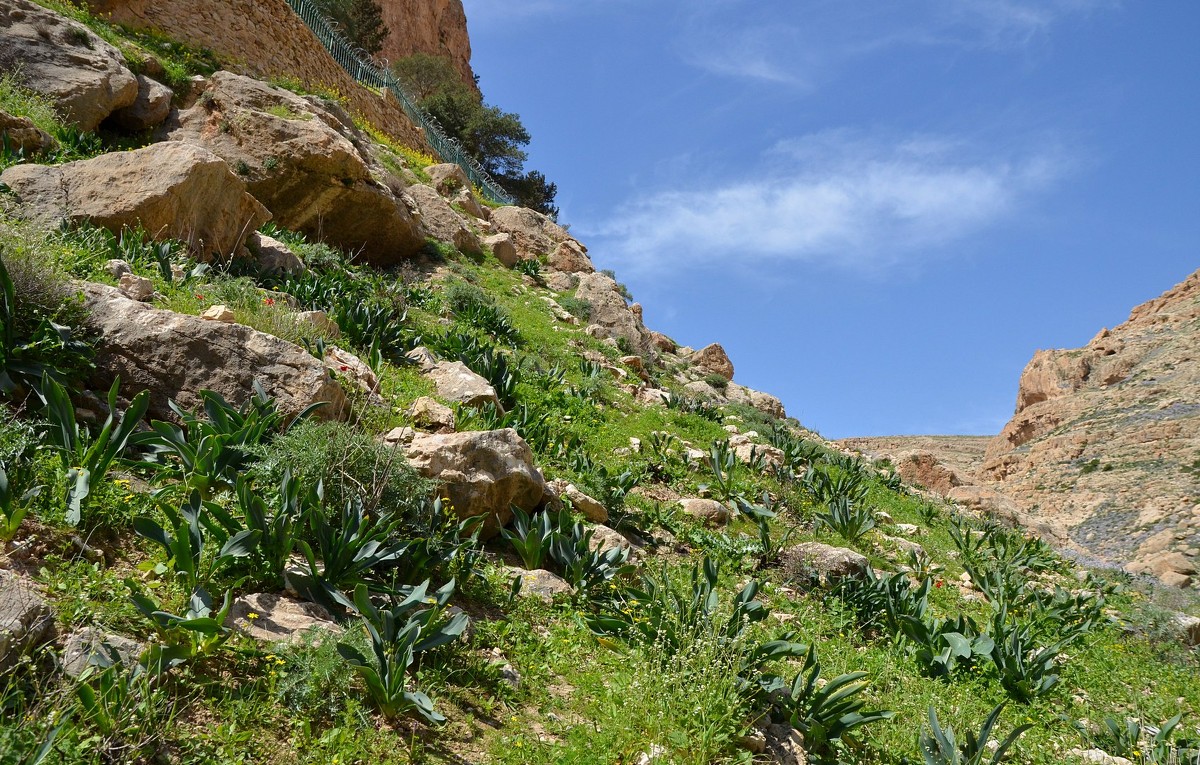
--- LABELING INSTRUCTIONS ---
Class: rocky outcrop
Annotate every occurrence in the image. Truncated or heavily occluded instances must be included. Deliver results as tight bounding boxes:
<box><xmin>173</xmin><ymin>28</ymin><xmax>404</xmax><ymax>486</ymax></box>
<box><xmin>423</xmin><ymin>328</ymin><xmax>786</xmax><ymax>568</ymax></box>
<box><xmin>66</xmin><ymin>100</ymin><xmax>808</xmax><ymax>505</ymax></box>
<box><xmin>0</xmin><ymin>0</ymin><xmax>138</xmax><ymax>131</ymax></box>
<box><xmin>982</xmin><ymin>269</ymin><xmax>1200</xmax><ymax>585</ymax></box>
<box><xmin>107</xmin><ymin>74</ymin><xmax>173</xmax><ymax>132</ymax></box>
<box><xmin>690</xmin><ymin>343</ymin><xmax>734</xmax><ymax>381</ymax></box>
<box><xmin>489</xmin><ymin>206</ymin><xmax>572</xmax><ymax>262</ymax></box>
<box><xmin>892</xmin><ymin>450</ymin><xmax>963</xmax><ymax>496</ymax></box>
<box><xmin>163</xmin><ymin>72</ymin><xmax>422</xmax><ymax>264</ymax></box>
<box><xmin>406</xmin><ymin>183</ymin><xmax>480</xmax><ymax>254</ymax></box>
<box><xmin>724</xmin><ymin>382</ymin><xmax>786</xmax><ymax>419</ymax></box>
<box><xmin>575</xmin><ymin>272</ymin><xmax>653</xmax><ymax>355</ymax></box>
<box><xmin>378</xmin><ymin>0</ymin><xmax>476</xmax><ymax>92</ymax></box>
<box><xmin>82</xmin><ymin>283</ymin><xmax>348</xmax><ymax>422</ymax></box>
<box><xmin>403</xmin><ymin>429</ymin><xmax>546</xmax><ymax>537</ymax></box>
<box><xmin>0</xmin><ymin>141</ymin><xmax>269</xmax><ymax>261</ymax></box>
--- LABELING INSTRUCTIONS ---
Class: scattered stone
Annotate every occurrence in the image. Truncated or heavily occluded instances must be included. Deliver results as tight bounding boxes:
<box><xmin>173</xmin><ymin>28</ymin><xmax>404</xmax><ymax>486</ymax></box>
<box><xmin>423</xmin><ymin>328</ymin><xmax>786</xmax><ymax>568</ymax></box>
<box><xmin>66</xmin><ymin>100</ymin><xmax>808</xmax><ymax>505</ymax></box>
<box><xmin>1167</xmin><ymin>611</ymin><xmax>1200</xmax><ymax>646</ymax></box>
<box><xmin>226</xmin><ymin>593</ymin><xmax>341</xmax><ymax>644</ymax></box>
<box><xmin>505</xmin><ymin>567</ymin><xmax>573</xmax><ymax>601</ymax></box>
<box><xmin>0</xmin><ymin>0</ymin><xmax>138</xmax><ymax>130</ymax></box>
<box><xmin>679</xmin><ymin>498</ymin><xmax>731</xmax><ymax>527</ymax></box>
<box><xmin>250</xmin><ymin>232</ymin><xmax>305</xmax><ymax>275</ymax></box>
<box><xmin>410</xmin><ymin>396</ymin><xmax>455</xmax><ymax>433</ymax></box>
<box><xmin>589</xmin><ymin>524</ymin><xmax>637</xmax><ymax>558</ymax></box>
<box><xmin>200</xmin><ymin>304</ymin><xmax>236</xmax><ymax>323</ymax></box>
<box><xmin>649</xmin><ymin>331</ymin><xmax>677</xmax><ymax>353</ymax></box>
<box><xmin>0</xmin><ymin>109</ymin><xmax>55</xmax><ymax>155</ymax></box>
<box><xmin>451</xmin><ymin>187</ymin><xmax>488</xmax><ymax>220</ymax></box>
<box><xmin>425</xmin><ymin>162</ymin><xmax>471</xmax><ymax>196</ymax></box>
<box><xmin>0</xmin><ymin>569</ymin><xmax>54</xmax><ymax>671</ymax></box>
<box><xmin>763</xmin><ymin>723</ymin><xmax>808</xmax><ymax>765</ymax></box>
<box><xmin>724</xmin><ymin>382</ymin><xmax>786</xmax><ymax>419</ymax></box>
<box><xmin>895</xmin><ymin>523</ymin><xmax>923</xmax><ymax>536</ymax></box>
<box><xmin>61</xmin><ymin>627</ymin><xmax>142</xmax><ymax>678</ymax></box>
<box><xmin>1</xmin><ymin>141</ymin><xmax>269</xmax><ymax>261</ymax></box>
<box><xmin>635</xmin><ymin>745</ymin><xmax>667</xmax><ymax>765</ymax></box>
<box><xmin>404</xmin><ymin>428</ymin><xmax>545</xmax><ymax>537</ymax></box>
<box><xmin>423</xmin><ymin>360</ymin><xmax>502</xmax><ymax>412</ymax></box>
<box><xmin>324</xmin><ymin>345</ymin><xmax>378</xmax><ymax>399</ymax></box>
<box><xmin>779</xmin><ymin>542</ymin><xmax>869</xmax><ymax>586</ymax></box>
<box><xmin>1068</xmin><ymin>749</ymin><xmax>1134</xmax><ymax>765</ymax></box>
<box><xmin>82</xmin><ymin>282</ymin><xmax>348</xmax><ymax>422</ymax></box>
<box><xmin>547</xmin><ymin>480</ymin><xmax>609</xmax><ymax>524</ymax></box>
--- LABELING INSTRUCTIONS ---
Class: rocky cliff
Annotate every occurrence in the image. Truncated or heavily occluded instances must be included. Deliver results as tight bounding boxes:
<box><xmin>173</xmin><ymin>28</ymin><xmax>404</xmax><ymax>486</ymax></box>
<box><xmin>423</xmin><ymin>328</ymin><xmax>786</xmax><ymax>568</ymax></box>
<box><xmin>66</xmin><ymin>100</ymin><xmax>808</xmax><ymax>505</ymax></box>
<box><xmin>378</xmin><ymin>0</ymin><xmax>475</xmax><ymax>88</ymax></box>
<box><xmin>981</xmin><ymin>269</ymin><xmax>1200</xmax><ymax>586</ymax></box>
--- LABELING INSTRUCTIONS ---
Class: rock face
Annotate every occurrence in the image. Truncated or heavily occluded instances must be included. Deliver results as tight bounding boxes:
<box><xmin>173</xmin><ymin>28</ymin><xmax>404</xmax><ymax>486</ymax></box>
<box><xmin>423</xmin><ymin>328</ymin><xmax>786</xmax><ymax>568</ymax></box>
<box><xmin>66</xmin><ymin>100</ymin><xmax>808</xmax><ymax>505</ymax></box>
<box><xmin>892</xmin><ymin>451</ymin><xmax>963</xmax><ymax>496</ymax></box>
<box><xmin>107</xmin><ymin>74</ymin><xmax>173</xmax><ymax>132</ymax></box>
<box><xmin>82</xmin><ymin>283</ymin><xmax>348</xmax><ymax>422</ymax></box>
<box><xmin>489</xmin><ymin>206</ymin><xmax>573</xmax><ymax>262</ymax></box>
<box><xmin>0</xmin><ymin>142</ymin><xmax>269</xmax><ymax>261</ymax></box>
<box><xmin>575</xmin><ymin>272</ymin><xmax>653</xmax><ymax>355</ymax></box>
<box><xmin>405</xmin><ymin>183</ymin><xmax>480</xmax><ymax>254</ymax></box>
<box><xmin>0</xmin><ymin>0</ymin><xmax>138</xmax><ymax>131</ymax></box>
<box><xmin>404</xmin><ymin>429</ymin><xmax>545</xmax><ymax>537</ymax></box>
<box><xmin>982</xmin><ymin>269</ymin><xmax>1200</xmax><ymax>585</ymax></box>
<box><xmin>163</xmin><ymin>72</ymin><xmax>423</xmax><ymax>264</ymax></box>
<box><xmin>691</xmin><ymin>343</ymin><xmax>734</xmax><ymax>381</ymax></box>
<box><xmin>377</xmin><ymin>0</ymin><xmax>476</xmax><ymax>92</ymax></box>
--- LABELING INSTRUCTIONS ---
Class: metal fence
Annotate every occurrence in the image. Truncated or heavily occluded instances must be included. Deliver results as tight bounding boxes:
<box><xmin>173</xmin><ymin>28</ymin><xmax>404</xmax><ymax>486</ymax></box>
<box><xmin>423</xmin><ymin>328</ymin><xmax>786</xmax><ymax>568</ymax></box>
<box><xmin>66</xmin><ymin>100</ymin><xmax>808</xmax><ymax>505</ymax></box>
<box><xmin>283</xmin><ymin>0</ymin><xmax>515</xmax><ymax>205</ymax></box>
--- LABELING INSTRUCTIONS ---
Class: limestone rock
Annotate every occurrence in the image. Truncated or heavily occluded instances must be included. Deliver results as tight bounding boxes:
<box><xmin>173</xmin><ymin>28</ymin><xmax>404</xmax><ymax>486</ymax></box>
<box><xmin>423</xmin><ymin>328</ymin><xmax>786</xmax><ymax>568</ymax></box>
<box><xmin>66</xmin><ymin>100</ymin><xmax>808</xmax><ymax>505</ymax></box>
<box><xmin>0</xmin><ymin>141</ymin><xmax>269</xmax><ymax>261</ymax></box>
<box><xmin>423</xmin><ymin>360</ymin><xmax>501</xmax><ymax>412</ymax></box>
<box><xmin>489</xmin><ymin>206</ymin><xmax>570</xmax><ymax>260</ymax></box>
<box><xmin>0</xmin><ymin>569</ymin><xmax>53</xmax><ymax>670</ymax></box>
<box><xmin>404</xmin><ymin>428</ymin><xmax>545</xmax><ymax>536</ymax></box>
<box><xmin>425</xmin><ymin>162</ymin><xmax>471</xmax><ymax>195</ymax></box>
<box><xmin>547</xmin><ymin>480</ymin><xmax>608</xmax><ymax>524</ymax></box>
<box><xmin>108</xmin><ymin>74</ymin><xmax>172</xmax><ymax>131</ymax></box>
<box><xmin>725</xmin><ymin>382</ymin><xmax>786</xmax><ymax>419</ymax></box>
<box><xmin>679</xmin><ymin>498</ymin><xmax>731</xmax><ymax>527</ymax></box>
<box><xmin>227</xmin><ymin>592</ymin><xmax>341</xmax><ymax>644</ymax></box>
<box><xmin>410</xmin><ymin>396</ymin><xmax>455</xmax><ymax>433</ymax></box>
<box><xmin>117</xmin><ymin>272</ymin><xmax>154</xmax><ymax>302</ymax></box>
<box><xmin>1167</xmin><ymin>611</ymin><xmax>1200</xmax><ymax>646</ymax></box>
<box><xmin>779</xmin><ymin>542</ymin><xmax>869</xmax><ymax>586</ymax></box>
<box><xmin>893</xmin><ymin>451</ymin><xmax>963</xmax><ymax>496</ymax></box>
<box><xmin>295</xmin><ymin>310</ymin><xmax>339</xmax><ymax>337</ymax></box>
<box><xmin>0</xmin><ymin>109</ymin><xmax>55</xmax><ymax>155</ymax></box>
<box><xmin>62</xmin><ymin>627</ymin><xmax>142</xmax><ymax>678</ymax></box>
<box><xmin>0</xmin><ymin>0</ymin><xmax>138</xmax><ymax>131</ymax></box>
<box><xmin>324</xmin><ymin>345</ymin><xmax>378</xmax><ymax>398</ymax></box>
<box><xmin>690</xmin><ymin>343</ymin><xmax>734</xmax><ymax>381</ymax></box>
<box><xmin>200</xmin><ymin>304</ymin><xmax>236</xmax><ymax>323</ymax></box>
<box><xmin>451</xmin><ymin>187</ymin><xmax>487</xmax><ymax>220</ymax></box>
<box><xmin>589</xmin><ymin>524</ymin><xmax>637</xmax><ymax>558</ymax></box>
<box><xmin>250</xmin><ymin>232</ymin><xmax>305</xmax><ymax>275</ymax></box>
<box><xmin>484</xmin><ymin>233</ymin><xmax>519</xmax><ymax>268</ymax></box>
<box><xmin>163</xmin><ymin>71</ymin><xmax>422</xmax><ymax>264</ymax></box>
<box><xmin>82</xmin><ymin>282</ymin><xmax>348</xmax><ymax>422</ymax></box>
<box><xmin>103</xmin><ymin>259</ymin><xmax>132</xmax><ymax>279</ymax></box>
<box><xmin>1068</xmin><ymin>750</ymin><xmax>1134</xmax><ymax>765</ymax></box>
<box><xmin>505</xmin><ymin>567</ymin><xmax>573</xmax><ymax>601</ymax></box>
<box><xmin>406</xmin><ymin>183</ymin><xmax>480</xmax><ymax>254</ymax></box>
<box><xmin>548</xmin><ymin>239</ymin><xmax>594</xmax><ymax>274</ymax></box>
<box><xmin>575</xmin><ymin>272</ymin><xmax>652</xmax><ymax>355</ymax></box>
<box><xmin>545</xmin><ymin>271</ymin><xmax>578</xmax><ymax>292</ymax></box>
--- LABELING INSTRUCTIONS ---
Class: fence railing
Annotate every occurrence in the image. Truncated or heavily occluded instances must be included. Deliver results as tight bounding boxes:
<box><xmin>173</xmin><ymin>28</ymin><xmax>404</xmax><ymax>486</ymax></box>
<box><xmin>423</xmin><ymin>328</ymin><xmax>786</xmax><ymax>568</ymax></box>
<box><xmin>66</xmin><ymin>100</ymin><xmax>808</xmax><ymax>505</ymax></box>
<box><xmin>283</xmin><ymin>0</ymin><xmax>515</xmax><ymax>205</ymax></box>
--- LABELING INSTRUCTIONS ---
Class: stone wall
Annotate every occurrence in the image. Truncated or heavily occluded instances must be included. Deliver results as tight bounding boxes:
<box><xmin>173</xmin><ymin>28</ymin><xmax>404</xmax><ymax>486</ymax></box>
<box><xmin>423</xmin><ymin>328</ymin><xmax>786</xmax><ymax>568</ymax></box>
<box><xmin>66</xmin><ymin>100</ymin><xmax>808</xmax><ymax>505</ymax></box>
<box><xmin>86</xmin><ymin>0</ymin><xmax>428</xmax><ymax>150</ymax></box>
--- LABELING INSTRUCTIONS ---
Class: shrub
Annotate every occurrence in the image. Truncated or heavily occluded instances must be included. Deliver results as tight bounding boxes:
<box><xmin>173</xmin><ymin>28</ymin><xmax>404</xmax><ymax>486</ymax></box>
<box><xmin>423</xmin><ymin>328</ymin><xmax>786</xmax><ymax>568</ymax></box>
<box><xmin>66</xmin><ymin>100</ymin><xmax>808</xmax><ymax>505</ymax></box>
<box><xmin>556</xmin><ymin>294</ymin><xmax>592</xmax><ymax>321</ymax></box>
<box><xmin>780</xmin><ymin>644</ymin><xmax>894</xmax><ymax>753</ymax></box>
<box><xmin>816</xmin><ymin>496</ymin><xmax>876</xmax><ymax>544</ymax></box>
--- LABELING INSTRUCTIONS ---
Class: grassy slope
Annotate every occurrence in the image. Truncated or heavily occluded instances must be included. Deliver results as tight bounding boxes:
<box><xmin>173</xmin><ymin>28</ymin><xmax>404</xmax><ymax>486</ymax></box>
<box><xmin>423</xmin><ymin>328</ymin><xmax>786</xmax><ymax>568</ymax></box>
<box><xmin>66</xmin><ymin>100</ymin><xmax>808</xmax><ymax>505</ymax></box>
<box><xmin>1</xmin><ymin>7</ymin><xmax>1199</xmax><ymax>765</ymax></box>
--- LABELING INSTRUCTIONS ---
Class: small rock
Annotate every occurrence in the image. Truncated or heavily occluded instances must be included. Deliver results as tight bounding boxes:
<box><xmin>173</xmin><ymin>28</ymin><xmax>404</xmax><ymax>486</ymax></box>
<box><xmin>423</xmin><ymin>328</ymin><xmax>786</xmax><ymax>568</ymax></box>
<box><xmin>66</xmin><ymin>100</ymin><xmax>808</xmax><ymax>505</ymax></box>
<box><xmin>484</xmin><ymin>233</ymin><xmax>519</xmax><ymax>267</ymax></box>
<box><xmin>506</xmin><ymin>567</ymin><xmax>573</xmax><ymax>601</ymax></box>
<box><xmin>251</xmin><ymin>232</ymin><xmax>306</xmax><ymax>275</ymax></box>
<box><xmin>690</xmin><ymin>343</ymin><xmax>734</xmax><ymax>381</ymax></box>
<box><xmin>679</xmin><ymin>498</ymin><xmax>731</xmax><ymax>527</ymax></box>
<box><xmin>0</xmin><ymin>570</ymin><xmax>54</xmax><ymax>671</ymax></box>
<box><xmin>410</xmin><ymin>396</ymin><xmax>455</xmax><ymax>433</ymax></box>
<box><xmin>295</xmin><ymin>310</ymin><xmax>340</xmax><ymax>337</ymax></box>
<box><xmin>226</xmin><ymin>592</ymin><xmax>342</xmax><ymax>644</ymax></box>
<box><xmin>103</xmin><ymin>259</ymin><xmax>132</xmax><ymax>278</ymax></box>
<box><xmin>779</xmin><ymin>542</ymin><xmax>869</xmax><ymax>587</ymax></box>
<box><xmin>118</xmin><ymin>272</ymin><xmax>155</xmax><ymax>302</ymax></box>
<box><xmin>547</xmin><ymin>480</ymin><xmax>609</xmax><ymax>524</ymax></box>
<box><xmin>200</xmin><ymin>304</ymin><xmax>236</xmax><ymax>323</ymax></box>
<box><xmin>1068</xmin><ymin>749</ymin><xmax>1134</xmax><ymax>765</ymax></box>
<box><xmin>62</xmin><ymin>627</ymin><xmax>142</xmax><ymax>678</ymax></box>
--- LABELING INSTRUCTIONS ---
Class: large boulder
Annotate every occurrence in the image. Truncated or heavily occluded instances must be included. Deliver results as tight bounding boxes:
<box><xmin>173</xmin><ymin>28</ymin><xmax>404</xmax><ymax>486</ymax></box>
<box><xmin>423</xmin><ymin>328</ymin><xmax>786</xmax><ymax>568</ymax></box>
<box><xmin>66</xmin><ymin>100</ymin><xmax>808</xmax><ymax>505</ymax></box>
<box><xmin>163</xmin><ymin>72</ymin><xmax>422</xmax><ymax>264</ymax></box>
<box><xmin>690</xmin><ymin>343</ymin><xmax>734</xmax><ymax>381</ymax></box>
<box><xmin>107</xmin><ymin>74</ymin><xmax>172</xmax><ymax>132</ymax></box>
<box><xmin>423</xmin><ymin>360</ymin><xmax>502</xmax><ymax>412</ymax></box>
<box><xmin>0</xmin><ymin>0</ymin><xmax>138</xmax><ymax>131</ymax></box>
<box><xmin>0</xmin><ymin>569</ymin><xmax>53</xmax><ymax>671</ymax></box>
<box><xmin>575</xmin><ymin>272</ymin><xmax>653</xmax><ymax>355</ymax></box>
<box><xmin>405</xmin><ymin>183</ymin><xmax>480</xmax><ymax>254</ymax></box>
<box><xmin>547</xmin><ymin>239</ymin><xmax>594</xmax><ymax>274</ymax></box>
<box><xmin>489</xmin><ymin>206</ymin><xmax>570</xmax><ymax>260</ymax></box>
<box><xmin>893</xmin><ymin>450</ymin><xmax>963</xmax><ymax>496</ymax></box>
<box><xmin>0</xmin><ymin>142</ymin><xmax>269</xmax><ymax>261</ymax></box>
<box><xmin>404</xmin><ymin>428</ymin><xmax>546</xmax><ymax>537</ymax></box>
<box><xmin>82</xmin><ymin>283</ymin><xmax>348</xmax><ymax>422</ymax></box>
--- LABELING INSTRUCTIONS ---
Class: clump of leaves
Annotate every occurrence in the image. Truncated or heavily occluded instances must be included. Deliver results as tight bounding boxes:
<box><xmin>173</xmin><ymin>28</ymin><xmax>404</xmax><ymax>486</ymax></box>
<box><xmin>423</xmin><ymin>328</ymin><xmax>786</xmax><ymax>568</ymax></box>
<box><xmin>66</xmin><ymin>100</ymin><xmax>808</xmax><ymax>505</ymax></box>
<box><xmin>780</xmin><ymin>644</ymin><xmax>894</xmax><ymax>753</ymax></box>
<box><xmin>918</xmin><ymin>703</ymin><xmax>1032</xmax><ymax>765</ymax></box>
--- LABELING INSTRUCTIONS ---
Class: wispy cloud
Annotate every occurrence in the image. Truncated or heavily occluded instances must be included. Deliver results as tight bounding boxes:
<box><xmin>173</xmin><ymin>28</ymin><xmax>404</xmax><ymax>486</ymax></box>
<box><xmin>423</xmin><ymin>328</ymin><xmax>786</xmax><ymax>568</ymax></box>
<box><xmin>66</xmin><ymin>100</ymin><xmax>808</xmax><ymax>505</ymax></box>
<box><xmin>589</xmin><ymin>130</ymin><xmax>1073</xmax><ymax>276</ymax></box>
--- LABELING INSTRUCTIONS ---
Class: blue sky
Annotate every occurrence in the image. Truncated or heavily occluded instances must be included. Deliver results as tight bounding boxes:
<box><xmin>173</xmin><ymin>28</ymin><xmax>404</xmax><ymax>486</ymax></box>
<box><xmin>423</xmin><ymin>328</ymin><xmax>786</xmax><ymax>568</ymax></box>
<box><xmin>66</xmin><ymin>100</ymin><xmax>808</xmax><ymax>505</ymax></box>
<box><xmin>459</xmin><ymin>0</ymin><xmax>1199</xmax><ymax>438</ymax></box>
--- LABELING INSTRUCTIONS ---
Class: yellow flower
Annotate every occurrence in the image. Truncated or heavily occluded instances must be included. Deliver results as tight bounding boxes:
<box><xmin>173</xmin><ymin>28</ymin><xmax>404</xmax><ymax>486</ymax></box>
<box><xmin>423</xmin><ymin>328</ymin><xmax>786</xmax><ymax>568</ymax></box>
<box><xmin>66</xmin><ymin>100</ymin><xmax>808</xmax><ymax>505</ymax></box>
<box><xmin>247</xmin><ymin>612</ymin><xmax>260</xmax><ymax>621</ymax></box>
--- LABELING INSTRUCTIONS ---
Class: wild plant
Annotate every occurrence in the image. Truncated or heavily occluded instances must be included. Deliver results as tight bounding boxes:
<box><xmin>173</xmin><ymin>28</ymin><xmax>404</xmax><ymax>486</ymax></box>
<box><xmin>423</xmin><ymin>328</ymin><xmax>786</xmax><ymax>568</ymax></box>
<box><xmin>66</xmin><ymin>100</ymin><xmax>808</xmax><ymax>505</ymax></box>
<box><xmin>901</xmin><ymin>614</ymin><xmax>994</xmax><ymax>679</ymax></box>
<box><xmin>737</xmin><ymin>493</ymin><xmax>797</xmax><ymax>568</ymax></box>
<box><xmin>502</xmin><ymin>505</ymin><xmax>555</xmax><ymax>569</ymax></box>
<box><xmin>963</xmin><ymin>561</ymin><xmax>1028</xmax><ymax>613</ymax></box>
<box><xmin>73</xmin><ymin>662</ymin><xmax>173</xmax><ymax>763</ymax></box>
<box><xmin>390</xmin><ymin>496</ymin><xmax>485</xmax><ymax>588</ymax></box>
<box><xmin>906</xmin><ymin>549</ymin><xmax>943</xmax><ymax>581</ymax></box>
<box><xmin>454</xmin><ymin>299</ymin><xmax>521</xmax><ymax>346</ymax></box>
<box><xmin>588</xmin><ymin>558</ymin><xmax>806</xmax><ymax>701</ymax></box>
<box><xmin>461</xmin><ymin>401</ymin><xmax>553</xmax><ymax>452</ymax></box>
<box><xmin>336</xmin><ymin>301</ymin><xmax>421</xmax><ymax>364</ymax></box>
<box><xmin>213</xmin><ymin>471</ymin><xmax>318</xmax><ymax>587</ymax></box>
<box><xmin>947</xmin><ymin>516</ymin><xmax>996</xmax><ymax>564</ymax></box>
<box><xmin>0</xmin><ymin>459</ymin><xmax>41</xmax><ymax>542</ymax></box>
<box><xmin>445</xmin><ymin>336</ymin><xmax>520</xmax><ymax>408</ymax></box>
<box><xmin>127</xmin><ymin>583</ymin><xmax>237</xmax><ymax>671</ymax></box>
<box><xmin>1073</xmin><ymin>712</ymin><xmax>1198</xmax><ymax>764</ymax></box>
<box><xmin>806</xmin><ymin>463</ymin><xmax>870</xmax><ymax>506</ymax></box>
<box><xmin>780</xmin><ymin>644</ymin><xmax>894</xmax><ymax>753</ymax></box>
<box><xmin>664</xmin><ymin>391</ymin><xmax>722</xmax><ymax>422</ymax></box>
<box><xmin>917</xmin><ymin>501</ymin><xmax>942</xmax><ymax>526</ymax></box>
<box><xmin>133</xmin><ymin>491</ymin><xmax>260</xmax><ymax>593</ymax></box>
<box><xmin>816</xmin><ymin>496</ymin><xmax>876</xmax><ymax>544</ymax></box>
<box><xmin>837</xmin><ymin>567</ymin><xmax>931</xmax><ymax>637</ymax></box>
<box><xmin>0</xmin><ymin>251</ymin><xmax>92</xmax><ymax>398</ymax></box>
<box><xmin>645</xmin><ymin>430</ymin><xmax>684</xmax><ymax>481</ymax></box>
<box><xmin>548</xmin><ymin>510</ymin><xmax>636</xmax><ymax>598</ymax></box>
<box><xmin>134</xmin><ymin>384</ymin><xmax>320</xmax><ymax>499</ymax></box>
<box><xmin>700</xmin><ymin>439</ymin><xmax>746</xmax><ymax>504</ymax></box>
<box><xmin>38</xmin><ymin>374</ymin><xmax>149</xmax><ymax>526</ymax></box>
<box><xmin>336</xmin><ymin>580</ymin><xmax>469</xmax><ymax>723</ymax></box>
<box><xmin>1027</xmin><ymin>585</ymin><xmax>1106</xmax><ymax>644</ymax></box>
<box><xmin>918</xmin><ymin>703</ymin><xmax>1032</xmax><ymax>765</ymax></box>
<box><xmin>988</xmin><ymin>611</ymin><xmax>1063</xmax><ymax>702</ymax></box>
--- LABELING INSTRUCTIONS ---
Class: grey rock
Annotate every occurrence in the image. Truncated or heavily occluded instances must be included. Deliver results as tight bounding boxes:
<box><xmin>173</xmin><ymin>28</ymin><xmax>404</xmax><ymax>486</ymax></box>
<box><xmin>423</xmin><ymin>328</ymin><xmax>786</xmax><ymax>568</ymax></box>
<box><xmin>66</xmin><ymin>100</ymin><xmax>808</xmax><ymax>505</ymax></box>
<box><xmin>0</xmin><ymin>569</ymin><xmax>53</xmax><ymax>670</ymax></box>
<box><xmin>226</xmin><ymin>592</ymin><xmax>341</xmax><ymax>644</ymax></box>
<box><xmin>406</xmin><ymin>183</ymin><xmax>480</xmax><ymax>254</ymax></box>
<box><xmin>779</xmin><ymin>542</ymin><xmax>870</xmax><ymax>586</ymax></box>
<box><xmin>505</xmin><ymin>567</ymin><xmax>573</xmax><ymax>602</ymax></box>
<box><xmin>424</xmin><ymin>360</ymin><xmax>502</xmax><ymax>412</ymax></box>
<box><xmin>250</xmin><ymin>232</ymin><xmax>305</xmax><ymax>275</ymax></box>
<box><xmin>0</xmin><ymin>108</ymin><xmax>55</xmax><ymax>155</ymax></box>
<box><xmin>679</xmin><ymin>498</ymin><xmax>731</xmax><ymax>527</ymax></box>
<box><xmin>62</xmin><ymin>627</ymin><xmax>142</xmax><ymax>678</ymax></box>
<box><xmin>484</xmin><ymin>233</ymin><xmax>519</xmax><ymax>268</ymax></box>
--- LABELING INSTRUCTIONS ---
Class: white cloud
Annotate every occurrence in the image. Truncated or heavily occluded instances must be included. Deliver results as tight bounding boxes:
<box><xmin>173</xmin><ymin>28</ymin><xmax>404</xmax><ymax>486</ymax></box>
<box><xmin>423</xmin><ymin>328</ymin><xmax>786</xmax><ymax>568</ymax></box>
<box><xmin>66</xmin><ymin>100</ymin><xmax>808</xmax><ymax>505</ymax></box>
<box><xmin>589</xmin><ymin>131</ymin><xmax>1072</xmax><ymax>276</ymax></box>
